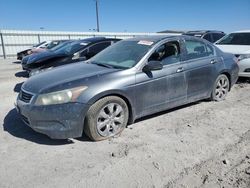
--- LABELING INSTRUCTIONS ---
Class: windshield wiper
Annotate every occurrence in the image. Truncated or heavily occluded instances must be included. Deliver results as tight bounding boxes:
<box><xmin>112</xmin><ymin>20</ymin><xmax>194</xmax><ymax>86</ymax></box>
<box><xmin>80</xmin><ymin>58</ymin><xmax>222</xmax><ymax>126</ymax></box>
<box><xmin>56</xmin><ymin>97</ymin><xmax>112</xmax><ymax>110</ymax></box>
<box><xmin>91</xmin><ymin>62</ymin><xmax>115</xmax><ymax>68</ymax></box>
<box><xmin>91</xmin><ymin>61</ymin><xmax>128</xmax><ymax>69</ymax></box>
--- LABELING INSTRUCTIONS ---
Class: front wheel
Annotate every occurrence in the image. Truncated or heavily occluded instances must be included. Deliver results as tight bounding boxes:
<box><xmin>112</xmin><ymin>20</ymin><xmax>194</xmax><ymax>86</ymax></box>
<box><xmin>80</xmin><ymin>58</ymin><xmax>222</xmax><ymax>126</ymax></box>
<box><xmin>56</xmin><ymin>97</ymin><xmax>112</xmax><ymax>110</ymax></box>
<box><xmin>211</xmin><ymin>74</ymin><xmax>230</xmax><ymax>101</ymax></box>
<box><xmin>84</xmin><ymin>96</ymin><xmax>129</xmax><ymax>141</ymax></box>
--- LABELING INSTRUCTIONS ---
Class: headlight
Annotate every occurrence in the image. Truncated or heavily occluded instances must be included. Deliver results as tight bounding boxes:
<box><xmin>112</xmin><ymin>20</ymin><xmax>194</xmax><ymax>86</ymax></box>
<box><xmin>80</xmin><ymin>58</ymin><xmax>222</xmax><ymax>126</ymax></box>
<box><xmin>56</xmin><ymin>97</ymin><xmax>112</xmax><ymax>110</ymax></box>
<box><xmin>238</xmin><ymin>54</ymin><xmax>250</xmax><ymax>61</ymax></box>
<box><xmin>35</xmin><ymin>86</ymin><xmax>87</xmax><ymax>106</ymax></box>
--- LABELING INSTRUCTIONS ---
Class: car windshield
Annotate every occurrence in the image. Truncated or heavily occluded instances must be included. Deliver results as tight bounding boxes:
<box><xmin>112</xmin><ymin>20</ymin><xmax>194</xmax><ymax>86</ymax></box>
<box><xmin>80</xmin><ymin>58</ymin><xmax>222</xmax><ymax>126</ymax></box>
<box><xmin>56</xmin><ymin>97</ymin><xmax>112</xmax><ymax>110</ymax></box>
<box><xmin>46</xmin><ymin>41</ymin><xmax>61</xmax><ymax>49</ymax></box>
<box><xmin>53</xmin><ymin>41</ymin><xmax>89</xmax><ymax>55</ymax></box>
<box><xmin>216</xmin><ymin>33</ymin><xmax>250</xmax><ymax>45</ymax></box>
<box><xmin>50</xmin><ymin>41</ymin><xmax>72</xmax><ymax>51</ymax></box>
<box><xmin>33</xmin><ymin>41</ymin><xmax>46</xmax><ymax>48</ymax></box>
<box><xmin>90</xmin><ymin>40</ymin><xmax>154</xmax><ymax>69</ymax></box>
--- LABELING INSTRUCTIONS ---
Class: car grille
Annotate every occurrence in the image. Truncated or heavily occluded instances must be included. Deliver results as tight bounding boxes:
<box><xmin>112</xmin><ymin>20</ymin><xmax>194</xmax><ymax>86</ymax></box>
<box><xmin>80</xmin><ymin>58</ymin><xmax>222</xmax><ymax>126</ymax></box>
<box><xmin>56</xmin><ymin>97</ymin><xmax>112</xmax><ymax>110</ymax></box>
<box><xmin>19</xmin><ymin>90</ymin><xmax>33</xmax><ymax>103</ymax></box>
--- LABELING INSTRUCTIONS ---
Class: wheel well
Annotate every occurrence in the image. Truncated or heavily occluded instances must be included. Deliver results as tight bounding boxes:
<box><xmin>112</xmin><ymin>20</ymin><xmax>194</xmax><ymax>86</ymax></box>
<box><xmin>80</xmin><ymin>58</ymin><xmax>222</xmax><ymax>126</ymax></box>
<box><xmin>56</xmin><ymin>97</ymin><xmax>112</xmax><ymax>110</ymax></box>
<box><xmin>221</xmin><ymin>72</ymin><xmax>232</xmax><ymax>90</ymax></box>
<box><xmin>96</xmin><ymin>94</ymin><xmax>134</xmax><ymax>125</ymax></box>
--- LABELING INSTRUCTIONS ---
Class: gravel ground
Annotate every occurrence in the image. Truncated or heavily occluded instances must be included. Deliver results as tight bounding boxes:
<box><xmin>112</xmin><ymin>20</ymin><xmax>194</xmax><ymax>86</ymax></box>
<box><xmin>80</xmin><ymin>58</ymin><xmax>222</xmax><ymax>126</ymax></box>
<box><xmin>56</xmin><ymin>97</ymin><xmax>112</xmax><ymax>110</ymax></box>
<box><xmin>0</xmin><ymin>59</ymin><xmax>250</xmax><ymax>188</ymax></box>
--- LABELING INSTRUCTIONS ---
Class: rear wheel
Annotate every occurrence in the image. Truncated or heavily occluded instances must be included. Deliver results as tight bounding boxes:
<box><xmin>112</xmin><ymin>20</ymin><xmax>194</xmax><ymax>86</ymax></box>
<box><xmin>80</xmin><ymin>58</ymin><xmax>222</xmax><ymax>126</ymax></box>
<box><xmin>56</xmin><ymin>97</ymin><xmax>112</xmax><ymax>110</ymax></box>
<box><xmin>84</xmin><ymin>96</ymin><xmax>129</xmax><ymax>141</ymax></box>
<box><xmin>211</xmin><ymin>74</ymin><xmax>230</xmax><ymax>101</ymax></box>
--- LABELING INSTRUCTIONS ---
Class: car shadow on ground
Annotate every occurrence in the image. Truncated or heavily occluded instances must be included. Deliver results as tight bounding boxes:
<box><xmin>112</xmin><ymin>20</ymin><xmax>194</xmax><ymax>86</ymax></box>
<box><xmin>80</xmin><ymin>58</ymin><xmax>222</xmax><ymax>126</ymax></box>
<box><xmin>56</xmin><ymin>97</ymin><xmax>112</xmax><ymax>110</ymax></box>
<box><xmin>12</xmin><ymin>61</ymin><xmax>21</xmax><ymax>64</ymax></box>
<box><xmin>237</xmin><ymin>77</ymin><xmax>250</xmax><ymax>84</ymax></box>
<box><xmin>3</xmin><ymin>109</ymin><xmax>81</xmax><ymax>145</ymax></box>
<box><xmin>134</xmin><ymin>101</ymin><xmax>202</xmax><ymax>124</ymax></box>
<box><xmin>14</xmin><ymin>82</ymin><xmax>24</xmax><ymax>93</ymax></box>
<box><xmin>15</xmin><ymin>71</ymin><xmax>28</xmax><ymax>78</ymax></box>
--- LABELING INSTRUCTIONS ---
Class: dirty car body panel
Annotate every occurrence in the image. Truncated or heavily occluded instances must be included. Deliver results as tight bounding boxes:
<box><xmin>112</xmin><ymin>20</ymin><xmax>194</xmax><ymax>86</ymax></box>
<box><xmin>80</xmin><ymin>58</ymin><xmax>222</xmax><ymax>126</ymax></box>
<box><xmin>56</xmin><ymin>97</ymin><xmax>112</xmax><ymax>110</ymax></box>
<box><xmin>16</xmin><ymin>35</ymin><xmax>239</xmax><ymax>139</ymax></box>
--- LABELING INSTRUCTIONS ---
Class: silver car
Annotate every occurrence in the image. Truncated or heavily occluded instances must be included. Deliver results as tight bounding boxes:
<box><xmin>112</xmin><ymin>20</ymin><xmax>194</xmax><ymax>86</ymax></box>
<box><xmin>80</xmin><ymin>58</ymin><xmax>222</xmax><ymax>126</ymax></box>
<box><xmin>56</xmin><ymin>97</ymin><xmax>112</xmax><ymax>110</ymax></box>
<box><xmin>16</xmin><ymin>35</ymin><xmax>239</xmax><ymax>141</ymax></box>
<box><xmin>215</xmin><ymin>30</ymin><xmax>250</xmax><ymax>77</ymax></box>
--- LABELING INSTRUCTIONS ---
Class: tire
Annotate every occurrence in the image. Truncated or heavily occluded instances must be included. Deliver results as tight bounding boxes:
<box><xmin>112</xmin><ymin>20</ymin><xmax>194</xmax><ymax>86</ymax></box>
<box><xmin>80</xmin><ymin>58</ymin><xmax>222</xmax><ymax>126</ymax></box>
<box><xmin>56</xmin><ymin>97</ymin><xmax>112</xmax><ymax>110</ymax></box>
<box><xmin>84</xmin><ymin>96</ymin><xmax>129</xmax><ymax>141</ymax></box>
<box><xmin>211</xmin><ymin>74</ymin><xmax>230</xmax><ymax>101</ymax></box>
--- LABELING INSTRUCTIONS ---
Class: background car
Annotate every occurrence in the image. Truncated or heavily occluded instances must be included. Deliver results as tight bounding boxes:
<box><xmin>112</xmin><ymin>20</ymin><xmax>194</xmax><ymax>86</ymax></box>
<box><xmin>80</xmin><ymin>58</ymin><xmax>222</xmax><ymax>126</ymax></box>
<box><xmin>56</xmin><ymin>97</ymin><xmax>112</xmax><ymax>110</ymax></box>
<box><xmin>16</xmin><ymin>35</ymin><xmax>238</xmax><ymax>141</ymax></box>
<box><xmin>29</xmin><ymin>40</ymin><xmax>70</xmax><ymax>54</ymax></box>
<box><xmin>17</xmin><ymin>41</ymin><xmax>49</xmax><ymax>60</ymax></box>
<box><xmin>215</xmin><ymin>30</ymin><xmax>250</xmax><ymax>78</ymax></box>
<box><xmin>17</xmin><ymin>40</ymin><xmax>69</xmax><ymax>60</ymax></box>
<box><xmin>184</xmin><ymin>30</ymin><xmax>225</xmax><ymax>43</ymax></box>
<box><xmin>21</xmin><ymin>37</ymin><xmax>120</xmax><ymax>76</ymax></box>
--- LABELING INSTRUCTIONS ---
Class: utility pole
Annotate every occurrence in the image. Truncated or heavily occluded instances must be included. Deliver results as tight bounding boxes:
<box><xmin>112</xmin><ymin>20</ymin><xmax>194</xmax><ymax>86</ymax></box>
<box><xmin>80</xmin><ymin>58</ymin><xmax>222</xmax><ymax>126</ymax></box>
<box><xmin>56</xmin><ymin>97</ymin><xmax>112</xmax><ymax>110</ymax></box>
<box><xmin>95</xmin><ymin>0</ymin><xmax>100</xmax><ymax>32</ymax></box>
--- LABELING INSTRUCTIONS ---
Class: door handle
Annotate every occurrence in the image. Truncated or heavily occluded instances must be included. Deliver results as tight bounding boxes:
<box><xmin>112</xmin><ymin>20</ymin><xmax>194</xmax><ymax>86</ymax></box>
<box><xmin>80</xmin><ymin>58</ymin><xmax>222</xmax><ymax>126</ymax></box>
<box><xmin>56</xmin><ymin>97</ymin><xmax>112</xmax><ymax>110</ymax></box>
<box><xmin>176</xmin><ymin>67</ymin><xmax>184</xmax><ymax>73</ymax></box>
<box><xmin>211</xmin><ymin>59</ymin><xmax>217</xmax><ymax>64</ymax></box>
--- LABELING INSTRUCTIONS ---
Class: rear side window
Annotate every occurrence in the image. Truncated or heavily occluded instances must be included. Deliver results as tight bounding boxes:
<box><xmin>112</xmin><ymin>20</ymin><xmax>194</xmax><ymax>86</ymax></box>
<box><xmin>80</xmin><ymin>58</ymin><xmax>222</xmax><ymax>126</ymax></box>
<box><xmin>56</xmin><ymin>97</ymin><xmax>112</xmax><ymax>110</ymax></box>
<box><xmin>212</xmin><ymin>33</ymin><xmax>225</xmax><ymax>42</ymax></box>
<box><xmin>203</xmin><ymin>34</ymin><xmax>212</xmax><ymax>42</ymax></box>
<box><xmin>185</xmin><ymin>40</ymin><xmax>214</xmax><ymax>60</ymax></box>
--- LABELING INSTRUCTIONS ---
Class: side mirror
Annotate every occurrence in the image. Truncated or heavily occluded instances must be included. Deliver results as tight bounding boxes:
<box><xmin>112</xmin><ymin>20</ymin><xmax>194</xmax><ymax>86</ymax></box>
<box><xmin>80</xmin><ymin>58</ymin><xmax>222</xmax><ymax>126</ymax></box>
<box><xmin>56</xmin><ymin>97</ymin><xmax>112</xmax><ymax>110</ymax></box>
<box><xmin>72</xmin><ymin>52</ymin><xmax>87</xmax><ymax>61</ymax></box>
<box><xmin>78</xmin><ymin>56</ymin><xmax>87</xmax><ymax>61</ymax></box>
<box><xmin>143</xmin><ymin>61</ymin><xmax>163</xmax><ymax>72</ymax></box>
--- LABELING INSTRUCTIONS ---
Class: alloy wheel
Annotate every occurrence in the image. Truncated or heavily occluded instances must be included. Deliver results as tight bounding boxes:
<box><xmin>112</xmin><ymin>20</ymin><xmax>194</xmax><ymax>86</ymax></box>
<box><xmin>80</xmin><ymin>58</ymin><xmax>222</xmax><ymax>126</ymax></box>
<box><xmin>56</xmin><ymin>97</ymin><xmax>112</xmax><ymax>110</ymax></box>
<box><xmin>96</xmin><ymin>103</ymin><xmax>125</xmax><ymax>137</ymax></box>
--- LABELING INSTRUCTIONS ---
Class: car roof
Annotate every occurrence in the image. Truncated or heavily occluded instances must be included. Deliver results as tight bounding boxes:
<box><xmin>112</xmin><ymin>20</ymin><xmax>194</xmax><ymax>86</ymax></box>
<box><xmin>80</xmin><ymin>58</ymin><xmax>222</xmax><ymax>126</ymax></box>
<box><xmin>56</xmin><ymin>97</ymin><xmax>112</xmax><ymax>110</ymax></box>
<box><xmin>185</xmin><ymin>30</ymin><xmax>224</xmax><ymax>34</ymax></box>
<box><xmin>125</xmin><ymin>35</ymin><xmax>181</xmax><ymax>43</ymax></box>
<box><xmin>232</xmin><ymin>30</ymin><xmax>250</xmax><ymax>33</ymax></box>
<box><xmin>79</xmin><ymin>37</ymin><xmax>119</xmax><ymax>43</ymax></box>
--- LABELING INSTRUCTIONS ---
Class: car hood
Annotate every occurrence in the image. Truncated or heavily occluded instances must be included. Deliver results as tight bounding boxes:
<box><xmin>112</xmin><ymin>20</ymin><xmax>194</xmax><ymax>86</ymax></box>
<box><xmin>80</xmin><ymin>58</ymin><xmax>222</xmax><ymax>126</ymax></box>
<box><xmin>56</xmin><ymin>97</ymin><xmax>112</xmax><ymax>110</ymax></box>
<box><xmin>25</xmin><ymin>51</ymin><xmax>68</xmax><ymax>64</ymax></box>
<box><xmin>22</xmin><ymin>62</ymin><xmax>118</xmax><ymax>94</ymax></box>
<box><xmin>215</xmin><ymin>44</ymin><xmax>250</xmax><ymax>54</ymax></box>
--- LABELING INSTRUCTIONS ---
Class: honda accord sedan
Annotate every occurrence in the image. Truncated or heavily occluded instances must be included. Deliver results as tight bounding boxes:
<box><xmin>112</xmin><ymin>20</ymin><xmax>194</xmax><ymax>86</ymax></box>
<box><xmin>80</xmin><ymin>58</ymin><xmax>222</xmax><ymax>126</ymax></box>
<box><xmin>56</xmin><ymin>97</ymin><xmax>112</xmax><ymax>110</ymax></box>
<box><xmin>16</xmin><ymin>35</ymin><xmax>239</xmax><ymax>141</ymax></box>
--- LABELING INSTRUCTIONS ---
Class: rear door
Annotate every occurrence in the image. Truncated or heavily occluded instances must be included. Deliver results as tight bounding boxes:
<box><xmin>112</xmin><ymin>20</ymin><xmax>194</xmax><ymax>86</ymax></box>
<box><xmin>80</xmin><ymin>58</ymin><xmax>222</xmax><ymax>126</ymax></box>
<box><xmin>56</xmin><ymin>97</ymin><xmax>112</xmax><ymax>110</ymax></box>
<box><xmin>183</xmin><ymin>39</ymin><xmax>218</xmax><ymax>102</ymax></box>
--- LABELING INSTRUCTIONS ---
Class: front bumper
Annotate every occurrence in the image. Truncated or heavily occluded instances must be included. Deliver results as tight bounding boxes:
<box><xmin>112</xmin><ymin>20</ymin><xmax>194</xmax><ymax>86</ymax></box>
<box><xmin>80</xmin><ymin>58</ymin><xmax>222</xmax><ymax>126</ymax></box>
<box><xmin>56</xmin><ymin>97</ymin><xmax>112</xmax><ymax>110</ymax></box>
<box><xmin>21</xmin><ymin>63</ymin><xmax>30</xmax><ymax>71</ymax></box>
<box><xmin>16</xmin><ymin>99</ymin><xmax>90</xmax><ymax>139</ymax></box>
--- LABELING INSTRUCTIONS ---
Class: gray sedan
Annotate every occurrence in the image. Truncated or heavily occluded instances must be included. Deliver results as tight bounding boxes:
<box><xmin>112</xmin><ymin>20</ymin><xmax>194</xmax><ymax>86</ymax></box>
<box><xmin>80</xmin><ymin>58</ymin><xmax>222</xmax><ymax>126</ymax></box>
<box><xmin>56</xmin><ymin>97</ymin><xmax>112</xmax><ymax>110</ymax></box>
<box><xmin>16</xmin><ymin>35</ymin><xmax>239</xmax><ymax>141</ymax></box>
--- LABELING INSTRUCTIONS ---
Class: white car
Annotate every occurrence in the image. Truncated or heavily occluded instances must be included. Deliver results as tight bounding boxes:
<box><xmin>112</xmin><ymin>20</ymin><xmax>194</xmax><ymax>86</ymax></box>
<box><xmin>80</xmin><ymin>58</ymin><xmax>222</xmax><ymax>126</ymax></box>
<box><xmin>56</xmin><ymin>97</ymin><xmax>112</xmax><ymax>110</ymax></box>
<box><xmin>215</xmin><ymin>30</ymin><xmax>250</xmax><ymax>77</ymax></box>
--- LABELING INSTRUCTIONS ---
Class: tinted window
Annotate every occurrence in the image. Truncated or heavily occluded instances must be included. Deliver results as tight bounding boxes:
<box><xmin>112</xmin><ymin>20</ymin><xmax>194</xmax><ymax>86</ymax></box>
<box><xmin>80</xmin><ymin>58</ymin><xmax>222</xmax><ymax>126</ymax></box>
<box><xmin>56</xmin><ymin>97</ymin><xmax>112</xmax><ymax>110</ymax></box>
<box><xmin>149</xmin><ymin>41</ymin><xmax>181</xmax><ymax>65</ymax></box>
<box><xmin>212</xmin><ymin>33</ymin><xmax>225</xmax><ymax>42</ymax></box>
<box><xmin>185</xmin><ymin>40</ymin><xmax>212</xmax><ymax>60</ymax></box>
<box><xmin>203</xmin><ymin>34</ymin><xmax>212</xmax><ymax>42</ymax></box>
<box><xmin>53</xmin><ymin>41</ymin><xmax>89</xmax><ymax>55</ymax></box>
<box><xmin>216</xmin><ymin>33</ymin><xmax>250</xmax><ymax>45</ymax></box>
<box><xmin>89</xmin><ymin>42</ymin><xmax>111</xmax><ymax>54</ymax></box>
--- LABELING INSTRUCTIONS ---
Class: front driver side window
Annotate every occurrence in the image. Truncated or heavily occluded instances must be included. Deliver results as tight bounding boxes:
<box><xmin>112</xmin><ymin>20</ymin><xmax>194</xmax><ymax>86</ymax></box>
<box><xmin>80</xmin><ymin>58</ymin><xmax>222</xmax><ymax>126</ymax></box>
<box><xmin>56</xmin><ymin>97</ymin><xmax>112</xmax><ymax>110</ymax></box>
<box><xmin>148</xmin><ymin>41</ymin><xmax>181</xmax><ymax>65</ymax></box>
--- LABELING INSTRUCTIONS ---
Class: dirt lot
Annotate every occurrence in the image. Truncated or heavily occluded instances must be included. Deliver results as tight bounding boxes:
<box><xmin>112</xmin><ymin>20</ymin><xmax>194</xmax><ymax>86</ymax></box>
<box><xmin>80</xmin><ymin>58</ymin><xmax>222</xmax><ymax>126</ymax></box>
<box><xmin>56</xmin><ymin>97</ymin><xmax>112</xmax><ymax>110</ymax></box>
<box><xmin>0</xmin><ymin>59</ymin><xmax>250</xmax><ymax>188</ymax></box>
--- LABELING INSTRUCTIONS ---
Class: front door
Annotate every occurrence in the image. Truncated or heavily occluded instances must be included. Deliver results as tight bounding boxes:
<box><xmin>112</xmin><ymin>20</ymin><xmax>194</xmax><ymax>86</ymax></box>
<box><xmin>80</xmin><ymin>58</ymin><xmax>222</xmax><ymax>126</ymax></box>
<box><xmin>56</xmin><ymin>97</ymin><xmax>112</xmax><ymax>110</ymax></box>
<box><xmin>135</xmin><ymin>40</ymin><xmax>187</xmax><ymax>117</ymax></box>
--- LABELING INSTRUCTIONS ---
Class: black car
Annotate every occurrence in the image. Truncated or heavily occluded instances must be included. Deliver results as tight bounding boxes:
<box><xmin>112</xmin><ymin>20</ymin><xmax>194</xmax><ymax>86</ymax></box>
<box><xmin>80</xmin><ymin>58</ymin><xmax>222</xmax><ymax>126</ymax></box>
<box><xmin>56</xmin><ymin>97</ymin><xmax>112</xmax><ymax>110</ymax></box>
<box><xmin>184</xmin><ymin>30</ymin><xmax>225</xmax><ymax>43</ymax></box>
<box><xmin>17</xmin><ymin>40</ymin><xmax>69</xmax><ymax>60</ymax></box>
<box><xmin>21</xmin><ymin>37</ymin><xmax>120</xmax><ymax>76</ymax></box>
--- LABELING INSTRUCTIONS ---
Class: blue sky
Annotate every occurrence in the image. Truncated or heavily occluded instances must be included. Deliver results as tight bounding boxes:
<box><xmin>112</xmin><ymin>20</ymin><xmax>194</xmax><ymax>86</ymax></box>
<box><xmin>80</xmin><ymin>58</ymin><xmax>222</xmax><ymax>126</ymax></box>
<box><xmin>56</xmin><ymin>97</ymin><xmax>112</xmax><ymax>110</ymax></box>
<box><xmin>0</xmin><ymin>0</ymin><xmax>249</xmax><ymax>33</ymax></box>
